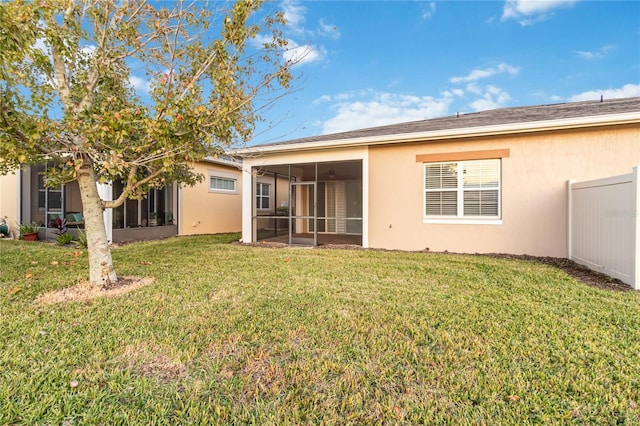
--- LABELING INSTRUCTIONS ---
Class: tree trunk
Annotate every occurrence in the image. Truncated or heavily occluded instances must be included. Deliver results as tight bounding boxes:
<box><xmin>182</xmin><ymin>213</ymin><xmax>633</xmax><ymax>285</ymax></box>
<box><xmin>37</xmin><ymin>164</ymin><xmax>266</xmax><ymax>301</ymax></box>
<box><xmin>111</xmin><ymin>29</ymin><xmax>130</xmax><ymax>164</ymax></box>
<box><xmin>76</xmin><ymin>162</ymin><xmax>118</xmax><ymax>286</ymax></box>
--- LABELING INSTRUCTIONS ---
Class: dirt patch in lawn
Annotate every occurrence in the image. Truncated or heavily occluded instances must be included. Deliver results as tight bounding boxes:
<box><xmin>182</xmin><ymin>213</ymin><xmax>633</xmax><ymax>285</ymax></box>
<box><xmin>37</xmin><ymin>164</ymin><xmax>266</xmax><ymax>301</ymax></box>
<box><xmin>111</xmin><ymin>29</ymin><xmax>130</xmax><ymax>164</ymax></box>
<box><xmin>118</xmin><ymin>341</ymin><xmax>187</xmax><ymax>384</ymax></box>
<box><xmin>483</xmin><ymin>254</ymin><xmax>632</xmax><ymax>292</ymax></box>
<box><xmin>35</xmin><ymin>276</ymin><xmax>155</xmax><ymax>305</ymax></box>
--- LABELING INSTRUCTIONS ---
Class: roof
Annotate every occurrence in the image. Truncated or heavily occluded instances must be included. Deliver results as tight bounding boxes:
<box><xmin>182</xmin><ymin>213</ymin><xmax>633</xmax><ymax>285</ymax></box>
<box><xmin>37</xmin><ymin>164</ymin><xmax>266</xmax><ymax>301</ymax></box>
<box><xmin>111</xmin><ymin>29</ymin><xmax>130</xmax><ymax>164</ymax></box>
<box><xmin>201</xmin><ymin>155</ymin><xmax>241</xmax><ymax>169</ymax></box>
<box><xmin>235</xmin><ymin>97</ymin><xmax>640</xmax><ymax>155</ymax></box>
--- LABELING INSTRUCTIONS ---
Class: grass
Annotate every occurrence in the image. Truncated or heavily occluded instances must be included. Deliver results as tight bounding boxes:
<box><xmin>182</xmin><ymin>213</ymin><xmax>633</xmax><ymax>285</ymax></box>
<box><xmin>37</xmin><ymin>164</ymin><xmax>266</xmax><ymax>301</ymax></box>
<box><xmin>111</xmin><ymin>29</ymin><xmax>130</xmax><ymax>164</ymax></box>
<box><xmin>1</xmin><ymin>235</ymin><xmax>639</xmax><ymax>424</ymax></box>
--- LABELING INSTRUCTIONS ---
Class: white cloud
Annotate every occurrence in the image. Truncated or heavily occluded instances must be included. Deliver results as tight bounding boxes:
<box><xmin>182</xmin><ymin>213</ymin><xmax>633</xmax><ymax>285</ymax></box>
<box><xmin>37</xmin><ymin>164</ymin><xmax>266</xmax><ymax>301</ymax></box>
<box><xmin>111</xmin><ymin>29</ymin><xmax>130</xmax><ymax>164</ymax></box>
<box><xmin>502</xmin><ymin>0</ymin><xmax>579</xmax><ymax>25</ymax></box>
<box><xmin>320</xmin><ymin>92</ymin><xmax>454</xmax><ymax>134</ymax></box>
<box><xmin>281</xmin><ymin>0</ymin><xmax>306</xmax><ymax>34</ymax></box>
<box><xmin>314</xmin><ymin>94</ymin><xmax>333</xmax><ymax>104</ymax></box>
<box><xmin>442</xmin><ymin>89</ymin><xmax>465</xmax><ymax>98</ymax></box>
<box><xmin>569</xmin><ymin>83</ymin><xmax>640</xmax><ymax>102</ymax></box>
<box><xmin>318</xmin><ymin>19</ymin><xmax>340</xmax><ymax>39</ymax></box>
<box><xmin>267</xmin><ymin>0</ymin><xmax>335</xmax><ymax>67</ymax></box>
<box><xmin>251</xmin><ymin>33</ymin><xmax>274</xmax><ymax>48</ymax></box>
<box><xmin>129</xmin><ymin>75</ymin><xmax>151</xmax><ymax>93</ymax></box>
<box><xmin>469</xmin><ymin>85</ymin><xmax>512</xmax><ymax>111</ymax></box>
<box><xmin>575</xmin><ymin>44</ymin><xmax>616</xmax><ymax>60</ymax></box>
<box><xmin>422</xmin><ymin>2</ymin><xmax>436</xmax><ymax>19</ymax></box>
<box><xmin>450</xmin><ymin>63</ymin><xmax>520</xmax><ymax>84</ymax></box>
<box><xmin>283</xmin><ymin>40</ymin><xmax>325</xmax><ymax>66</ymax></box>
<box><xmin>465</xmin><ymin>82</ymin><xmax>483</xmax><ymax>95</ymax></box>
<box><xmin>251</xmin><ymin>34</ymin><xmax>323</xmax><ymax>67</ymax></box>
<box><xmin>313</xmin><ymin>89</ymin><xmax>372</xmax><ymax>105</ymax></box>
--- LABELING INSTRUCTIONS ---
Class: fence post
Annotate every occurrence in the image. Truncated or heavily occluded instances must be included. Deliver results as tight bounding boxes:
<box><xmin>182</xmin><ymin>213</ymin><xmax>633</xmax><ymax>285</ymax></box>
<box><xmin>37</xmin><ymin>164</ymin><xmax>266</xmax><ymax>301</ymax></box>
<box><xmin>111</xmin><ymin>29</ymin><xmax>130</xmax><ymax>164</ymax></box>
<box><xmin>632</xmin><ymin>167</ymin><xmax>639</xmax><ymax>290</ymax></box>
<box><xmin>567</xmin><ymin>179</ymin><xmax>575</xmax><ymax>260</ymax></box>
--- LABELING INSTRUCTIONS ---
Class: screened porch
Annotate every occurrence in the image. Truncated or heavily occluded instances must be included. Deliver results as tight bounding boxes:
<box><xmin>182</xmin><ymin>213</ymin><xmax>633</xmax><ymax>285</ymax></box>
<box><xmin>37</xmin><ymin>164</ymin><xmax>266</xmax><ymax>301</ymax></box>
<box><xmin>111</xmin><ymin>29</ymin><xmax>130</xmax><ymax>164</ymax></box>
<box><xmin>251</xmin><ymin>160</ymin><xmax>363</xmax><ymax>246</ymax></box>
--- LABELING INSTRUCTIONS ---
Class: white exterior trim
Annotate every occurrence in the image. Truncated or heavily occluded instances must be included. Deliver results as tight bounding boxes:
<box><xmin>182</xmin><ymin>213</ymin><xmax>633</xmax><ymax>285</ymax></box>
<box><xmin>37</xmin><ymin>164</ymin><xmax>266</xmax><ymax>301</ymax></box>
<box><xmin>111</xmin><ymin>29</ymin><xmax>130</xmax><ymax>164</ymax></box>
<box><xmin>361</xmin><ymin>150</ymin><xmax>369</xmax><ymax>248</ymax></box>
<box><xmin>423</xmin><ymin>219</ymin><xmax>503</xmax><ymax>225</ymax></box>
<box><xmin>241</xmin><ymin>164</ymin><xmax>253</xmax><ymax>243</ymax></box>
<box><xmin>208</xmin><ymin>170</ymin><xmax>239</xmax><ymax>194</ymax></box>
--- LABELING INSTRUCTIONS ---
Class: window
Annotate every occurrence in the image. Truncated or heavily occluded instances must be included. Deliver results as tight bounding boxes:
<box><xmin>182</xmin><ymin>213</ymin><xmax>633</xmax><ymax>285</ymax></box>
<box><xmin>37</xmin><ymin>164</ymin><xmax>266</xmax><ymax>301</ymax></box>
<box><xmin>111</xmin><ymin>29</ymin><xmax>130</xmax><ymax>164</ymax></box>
<box><xmin>256</xmin><ymin>182</ymin><xmax>270</xmax><ymax>210</ymax></box>
<box><xmin>424</xmin><ymin>159</ymin><xmax>500</xmax><ymax>220</ymax></box>
<box><xmin>35</xmin><ymin>163</ymin><xmax>63</xmax><ymax>211</ymax></box>
<box><xmin>209</xmin><ymin>176</ymin><xmax>237</xmax><ymax>193</ymax></box>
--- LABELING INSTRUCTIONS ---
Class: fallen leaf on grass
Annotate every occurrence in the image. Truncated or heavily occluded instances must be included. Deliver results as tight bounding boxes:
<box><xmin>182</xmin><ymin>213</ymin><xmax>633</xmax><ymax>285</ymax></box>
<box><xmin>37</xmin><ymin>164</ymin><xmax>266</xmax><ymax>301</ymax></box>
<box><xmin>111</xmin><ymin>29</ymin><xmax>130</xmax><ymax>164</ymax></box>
<box><xmin>140</xmin><ymin>261</ymin><xmax>153</xmax><ymax>265</ymax></box>
<box><xmin>30</xmin><ymin>261</ymin><xmax>38</xmax><ymax>265</ymax></box>
<box><xmin>508</xmin><ymin>395</ymin><xmax>521</xmax><ymax>402</ymax></box>
<box><xmin>393</xmin><ymin>406</ymin><xmax>404</xmax><ymax>418</ymax></box>
<box><xmin>51</xmin><ymin>261</ymin><xmax>59</xmax><ymax>265</ymax></box>
<box><xmin>25</xmin><ymin>273</ymin><xmax>33</xmax><ymax>279</ymax></box>
<box><xmin>284</xmin><ymin>257</ymin><xmax>290</xmax><ymax>263</ymax></box>
<box><xmin>8</xmin><ymin>287</ymin><xmax>21</xmax><ymax>295</ymax></box>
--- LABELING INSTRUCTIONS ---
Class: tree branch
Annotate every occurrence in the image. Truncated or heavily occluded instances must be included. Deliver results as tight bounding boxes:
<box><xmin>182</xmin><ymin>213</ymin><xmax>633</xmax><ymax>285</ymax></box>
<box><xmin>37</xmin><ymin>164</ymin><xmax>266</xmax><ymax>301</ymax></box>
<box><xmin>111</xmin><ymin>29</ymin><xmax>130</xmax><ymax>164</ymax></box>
<box><xmin>103</xmin><ymin>163</ymin><xmax>167</xmax><ymax>209</ymax></box>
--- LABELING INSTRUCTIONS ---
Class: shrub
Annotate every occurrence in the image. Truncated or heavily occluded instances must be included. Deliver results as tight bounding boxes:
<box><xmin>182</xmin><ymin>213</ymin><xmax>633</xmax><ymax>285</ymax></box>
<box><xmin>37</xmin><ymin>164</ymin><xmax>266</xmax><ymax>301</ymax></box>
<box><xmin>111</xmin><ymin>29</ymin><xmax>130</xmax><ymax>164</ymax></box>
<box><xmin>76</xmin><ymin>230</ymin><xmax>88</xmax><ymax>248</ymax></box>
<box><xmin>55</xmin><ymin>232</ymin><xmax>75</xmax><ymax>245</ymax></box>
<box><xmin>18</xmin><ymin>221</ymin><xmax>39</xmax><ymax>236</ymax></box>
<box><xmin>53</xmin><ymin>217</ymin><xmax>68</xmax><ymax>235</ymax></box>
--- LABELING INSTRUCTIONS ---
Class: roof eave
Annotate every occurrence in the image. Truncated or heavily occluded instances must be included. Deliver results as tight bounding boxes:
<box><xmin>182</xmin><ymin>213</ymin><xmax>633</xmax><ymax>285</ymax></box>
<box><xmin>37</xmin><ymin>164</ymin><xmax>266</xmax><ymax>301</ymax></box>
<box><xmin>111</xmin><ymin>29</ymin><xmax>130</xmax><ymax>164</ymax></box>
<box><xmin>234</xmin><ymin>111</ymin><xmax>640</xmax><ymax>156</ymax></box>
<box><xmin>201</xmin><ymin>156</ymin><xmax>242</xmax><ymax>168</ymax></box>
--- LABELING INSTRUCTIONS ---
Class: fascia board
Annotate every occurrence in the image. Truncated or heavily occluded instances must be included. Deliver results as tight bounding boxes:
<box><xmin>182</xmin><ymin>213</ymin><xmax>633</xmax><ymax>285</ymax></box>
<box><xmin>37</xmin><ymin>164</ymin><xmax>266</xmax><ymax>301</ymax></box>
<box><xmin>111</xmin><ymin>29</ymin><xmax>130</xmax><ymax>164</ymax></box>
<box><xmin>234</xmin><ymin>111</ymin><xmax>640</xmax><ymax>156</ymax></box>
<box><xmin>201</xmin><ymin>156</ymin><xmax>242</xmax><ymax>168</ymax></box>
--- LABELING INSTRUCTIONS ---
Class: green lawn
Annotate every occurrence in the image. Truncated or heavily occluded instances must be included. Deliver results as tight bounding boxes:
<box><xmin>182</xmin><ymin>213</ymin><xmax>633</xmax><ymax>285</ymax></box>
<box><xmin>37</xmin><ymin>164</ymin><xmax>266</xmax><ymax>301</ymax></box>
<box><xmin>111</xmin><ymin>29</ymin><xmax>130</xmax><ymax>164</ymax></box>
<box><xmin>1</xmin><ymin>235</ymin><xmax>639</xmax><ymax>424</ymax></box>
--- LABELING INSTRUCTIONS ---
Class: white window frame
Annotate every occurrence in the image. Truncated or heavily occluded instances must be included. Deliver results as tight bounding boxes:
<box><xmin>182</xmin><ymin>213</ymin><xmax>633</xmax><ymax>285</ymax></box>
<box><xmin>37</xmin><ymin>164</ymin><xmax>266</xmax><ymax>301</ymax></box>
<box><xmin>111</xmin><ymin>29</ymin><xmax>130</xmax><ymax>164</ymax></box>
<box><xmin>256</xmin><ymin>182</ymin><xmax>271</xmax><ymax>210</ymax></box>
<box><xmin>423</xmin><ymin>159</ymin><xmax>502</xmax><ymax>225</ymax></box>
<box><xmin>208</xmin><ymin>171</ymin><xmax>238</xmax><ymax>194</ymax></box>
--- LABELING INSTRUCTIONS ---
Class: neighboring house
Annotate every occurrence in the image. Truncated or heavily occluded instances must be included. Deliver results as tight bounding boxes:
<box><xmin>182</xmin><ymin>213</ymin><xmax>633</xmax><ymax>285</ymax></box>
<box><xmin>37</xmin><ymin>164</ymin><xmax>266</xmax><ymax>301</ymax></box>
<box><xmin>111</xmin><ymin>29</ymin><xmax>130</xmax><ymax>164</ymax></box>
<box><xmin>0</xmin><ymin>157</ymin><xmax>244</xmax><ymax>243</ymax></box>
<box><xmin>179</xmin><ymin>157</ymin><xmax>244</xmax><ymax>237</ymax></box>
<box><xmin>234</xmin><ymin>97</ymin><xmax>640</xmax><ymax>258</ymax></box>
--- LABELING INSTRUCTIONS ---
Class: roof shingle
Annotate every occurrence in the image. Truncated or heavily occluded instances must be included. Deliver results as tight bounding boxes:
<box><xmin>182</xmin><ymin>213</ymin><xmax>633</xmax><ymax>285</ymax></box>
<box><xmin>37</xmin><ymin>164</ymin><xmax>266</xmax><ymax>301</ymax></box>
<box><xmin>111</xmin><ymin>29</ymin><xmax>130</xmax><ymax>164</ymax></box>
<box><xmin>255</xmin><ymin>97</ymin><xmax>640</xmax><ymax>148</ymax></box>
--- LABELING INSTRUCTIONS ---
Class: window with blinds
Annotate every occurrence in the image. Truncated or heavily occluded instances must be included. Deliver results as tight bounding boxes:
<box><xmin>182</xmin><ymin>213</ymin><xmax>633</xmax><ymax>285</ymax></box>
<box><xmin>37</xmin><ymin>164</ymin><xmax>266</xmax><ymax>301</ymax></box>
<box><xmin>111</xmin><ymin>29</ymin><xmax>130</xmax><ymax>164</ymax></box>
<box><xmin>209</xmin><ymin>176</ymin><xmax>237</xmax><ymax>192</ymax></box>
<box><xmin>424</xmin><ymin>159</ymin><xmax>500</xmax><ymax>219</ymax></box>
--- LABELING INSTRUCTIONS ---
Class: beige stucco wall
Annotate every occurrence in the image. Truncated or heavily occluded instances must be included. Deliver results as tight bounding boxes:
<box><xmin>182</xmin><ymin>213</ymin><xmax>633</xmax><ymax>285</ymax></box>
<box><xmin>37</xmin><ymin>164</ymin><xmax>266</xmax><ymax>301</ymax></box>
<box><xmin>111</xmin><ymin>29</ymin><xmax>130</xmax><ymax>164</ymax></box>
<box><xmin>368</xmin><ymin>124</ymin><xmax>640</xmax><ymax>256</ymax></box>
<box><xmin>180</xmin><ymin>161</ymin><xmax>242</xmax><ymax>235</ymax></box>
<box><xmin>0</xmin><ymin>171</ymin><xmax>20</xmax><ymax>236</ymax></box>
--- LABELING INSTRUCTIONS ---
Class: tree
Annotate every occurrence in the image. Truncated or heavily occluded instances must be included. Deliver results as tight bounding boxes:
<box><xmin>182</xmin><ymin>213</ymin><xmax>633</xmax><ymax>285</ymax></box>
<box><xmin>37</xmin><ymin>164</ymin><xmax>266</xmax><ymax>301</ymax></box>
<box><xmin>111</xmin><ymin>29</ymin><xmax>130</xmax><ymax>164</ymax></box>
<box><xmin>0</xmin><ymin>0</ymin><xmax>293</xmax><ymax>286</ymax></box>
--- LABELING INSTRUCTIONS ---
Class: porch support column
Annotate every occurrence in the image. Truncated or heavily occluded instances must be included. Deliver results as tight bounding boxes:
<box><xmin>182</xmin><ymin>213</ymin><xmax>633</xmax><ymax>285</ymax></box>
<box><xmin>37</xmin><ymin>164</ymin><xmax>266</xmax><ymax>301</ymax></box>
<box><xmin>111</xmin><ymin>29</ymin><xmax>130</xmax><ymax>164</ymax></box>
<box><xmin>362</xmin><ymin>152</ymin><xmax>369</xmax><ymax>248</ymax></box>
<box><xmin>97</xmin><ymin>182</ymin><xmax>113</xmax><ymax>242</ymax></box>
<box><xmin>241</xmin><ymin>164</ymin><xmax>254</xmax><ymax>243</ymax></box>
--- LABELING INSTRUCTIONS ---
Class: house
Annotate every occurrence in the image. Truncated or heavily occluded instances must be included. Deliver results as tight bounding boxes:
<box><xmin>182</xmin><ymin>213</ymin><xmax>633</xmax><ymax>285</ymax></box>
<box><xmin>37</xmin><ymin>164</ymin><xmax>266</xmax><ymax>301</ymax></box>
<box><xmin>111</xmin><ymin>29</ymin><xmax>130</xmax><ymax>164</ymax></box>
<box><xmin>0</xmin><ymin>157</ymin><xmax>244</xmax><ymax>242</ymax></box>
<box><xmin>234</xmin><ymin>97</ymin><xmax>640</xmax><ymax>258</ymax></box>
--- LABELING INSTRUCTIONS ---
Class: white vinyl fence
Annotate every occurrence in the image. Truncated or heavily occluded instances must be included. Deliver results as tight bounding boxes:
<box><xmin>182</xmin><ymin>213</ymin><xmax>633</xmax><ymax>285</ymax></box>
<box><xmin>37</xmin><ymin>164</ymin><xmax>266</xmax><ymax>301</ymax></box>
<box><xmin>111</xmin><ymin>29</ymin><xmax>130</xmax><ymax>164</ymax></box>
<box><xmin>568</xmin><ymin>166</ymin><xmax>639</xmax><ymax>290</ymax></box>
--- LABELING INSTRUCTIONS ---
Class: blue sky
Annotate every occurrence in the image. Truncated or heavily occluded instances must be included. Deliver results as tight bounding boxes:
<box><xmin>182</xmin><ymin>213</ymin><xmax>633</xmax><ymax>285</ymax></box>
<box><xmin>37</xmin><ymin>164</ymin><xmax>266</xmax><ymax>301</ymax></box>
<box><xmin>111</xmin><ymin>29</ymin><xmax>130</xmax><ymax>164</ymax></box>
<box><xmin>246</xmin><ymin>0</ymin><xmax>640</xmax><ymax>145</ymax></box>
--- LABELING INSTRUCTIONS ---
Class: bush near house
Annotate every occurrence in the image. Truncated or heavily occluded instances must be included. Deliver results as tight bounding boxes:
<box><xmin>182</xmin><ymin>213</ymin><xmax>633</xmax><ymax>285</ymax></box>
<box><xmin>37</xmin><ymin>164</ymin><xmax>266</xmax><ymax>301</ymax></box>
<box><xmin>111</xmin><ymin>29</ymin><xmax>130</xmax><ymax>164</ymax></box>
<box><xmin>0</xmin><ymin>235</ymin><xmax>638</xmax><ymax>424</ymax></box>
